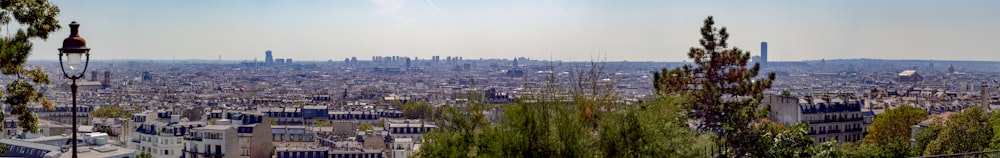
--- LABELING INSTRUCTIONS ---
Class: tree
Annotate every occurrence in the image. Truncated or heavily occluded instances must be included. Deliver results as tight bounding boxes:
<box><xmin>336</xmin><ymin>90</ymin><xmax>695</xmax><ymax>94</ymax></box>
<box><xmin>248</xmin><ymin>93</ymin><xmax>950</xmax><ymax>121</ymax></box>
<box><xmin>913</xmin><ymin>124</ymin><xmax>942</xmax><ymax>156</ymax></box>
<box><xmin>357</xmin><ymin>122</ymin><xmax>373</xmax><ymax>131</ymax></box>
<box><xmin>418</xmin><ymin>92</ymin><xmax>714</xmax><ymax>157</ymax></box>
<box><xmin>596</xmin><ymin>96</ymin><xmax>712</xmax><ymax>157</ymax></box>
<box><xmin>652</xmin><ymin>16</ymin><xmax>776</xmax><ymax>156</ymax></box>
<box><xmin>752</xmin><ymin>121</ymin><xmax>818</xmax><ymax>157</ymax></box>
<box><xmin>415</xmin><ymin>94</ymin><xmax>492</xmax><ymax>157</ymax></box>
<box><xmin>402</xmin><ymin>101</ymin><xmax>433</xmax><ymax>120</ymax></box>
<box><xmin>862</xmin><ymin>105</ymin><xmax>926</xmax><ymax>146</ymax></box>
<box><xmin>988</xmin><ymin>111</ymin><xmax>1000</xmax><ymax>150</ymax></box>
<box><xmin>923</xmin><ymin>107</ymin><xmax>991</xmax><ymax>155</ymax></box>
<box><xmin>136</xmin><ymin>152</ymin><xmax>152</xmax><ymax>158</ymax></box>
<box><xmin>0</xmin><ymin>0</ymin><xmax>62</xmax><ymax>136</ymax></box>
<box><xmin>91</xmin><ymin>106</ymin><xmax>131</xmax><ymax>118</ymax></box>
<box><xmin>376</xmin><ymin>119</ymin><xmax>385</xmax><ymax>127</ymax></box>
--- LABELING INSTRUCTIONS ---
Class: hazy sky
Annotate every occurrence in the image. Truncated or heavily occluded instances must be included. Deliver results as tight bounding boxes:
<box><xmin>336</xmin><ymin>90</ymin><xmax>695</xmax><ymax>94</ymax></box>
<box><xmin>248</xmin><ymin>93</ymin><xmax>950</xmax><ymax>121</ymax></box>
<box><xmin>27</xmin><ymin>0</ymin><xmax>1000</xmax><ymax>61</ymax></box>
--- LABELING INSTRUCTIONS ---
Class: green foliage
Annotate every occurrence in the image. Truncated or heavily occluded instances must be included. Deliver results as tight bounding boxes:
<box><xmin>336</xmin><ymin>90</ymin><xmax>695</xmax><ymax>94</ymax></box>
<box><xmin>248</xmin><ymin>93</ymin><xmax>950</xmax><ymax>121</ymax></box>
<box><xmin>415</xmin><ymin>102</ymin><xmax>489</xmax><ymax>157</ymax></box>
<box><xmin>485</xmin><ymin>100</ymin><xmax>591</xmax><ymax>157</ymax></box>
<box><xmin>913</xmin><ymin>124</ymin><xmax>942</xmax><ymax>156</ymax></box>
<box><xmin>922</xmin><ymin>107</ymin><xmax>991</xmax><ymax>155</ymax></box>
<box><xmin>988</xmin><ymin>112</ymin><xmax>1000</xmax><ymax>150</ymax></box>
<box><xmin>831</xmin><ymin>140</ymin><xmax>912</xmax><ymax>158</ymax></box>
<box><xmin>376</xmin><ymin>119</ymin><xmax>385</xmax><ymax>127</ymax></box>
<box><xmin>863</xmin><ymin>104</ymin><xmax>927</xmax><ymax>146</ymax></box>
<box><xmin>418</xmin><ymin>95</ymin><xmax>719</xmax><ymax>157</ymax></box>
<box><xmin>313</xmin><ymin>120</ymin><xmax>332</xmax><ymax>127</ymax></box>
<box><xmin>270</xmin><ymin>118</ymin><xmax>277</xmax><ymax>125</ymax></box>
<box><xmin>136</xmin><ymin>152</ymin><xmax>152</xmax><ymax>158</ymax></box>
<box><xmin>596</xmin><ymin>96</ymin><xmax>712</xmax><ymax>157</ymax></box>
<box><xmin>753</xmin><ymin>122</ymin><xmax>819</xmax><ymax>157</ymax></box>
<box><xmin>357</xmin><ymin>122</ymin><xmax>373</xmax><ymax>131</ymax></box>
<box><xmin>1</xmin><ymin>0</ymin><xmax>61</xmax><ymax>134</ymax></box>
<box><xmin>91</xmin><ymin>106</ymin><xmax>132</xmax><ymax>118</ymax></box>
<box><xmin>652</xmin><ymin>15</ymin><xmax>777</xmax><ymax>156</ymax></box>
<box><xmin>401</xmin><ymin>101</ymin><xmax>435</xmax><ymax>120</ymax></box>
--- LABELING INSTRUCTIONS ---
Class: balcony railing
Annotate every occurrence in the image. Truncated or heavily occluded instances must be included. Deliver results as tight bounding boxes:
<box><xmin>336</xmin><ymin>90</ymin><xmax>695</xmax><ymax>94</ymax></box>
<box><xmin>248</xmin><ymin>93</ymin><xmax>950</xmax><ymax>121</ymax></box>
<box><xmin>183</xmin><ymin>136</ymin><xmax>202</xmax><ymax>141</ymax></box>
<box><xmin>827</xmin><ymin>129</ymin><xmax>841</xmax><ymax>134</ymax></box>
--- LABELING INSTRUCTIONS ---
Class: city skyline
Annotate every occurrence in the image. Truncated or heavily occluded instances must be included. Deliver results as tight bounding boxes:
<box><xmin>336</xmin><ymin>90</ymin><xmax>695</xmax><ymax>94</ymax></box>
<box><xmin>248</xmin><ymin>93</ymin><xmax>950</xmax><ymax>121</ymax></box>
<box><xmin>25</xmin><ymin>0</ymin><xmax>1000</xmax><ymax>62</ymax></box>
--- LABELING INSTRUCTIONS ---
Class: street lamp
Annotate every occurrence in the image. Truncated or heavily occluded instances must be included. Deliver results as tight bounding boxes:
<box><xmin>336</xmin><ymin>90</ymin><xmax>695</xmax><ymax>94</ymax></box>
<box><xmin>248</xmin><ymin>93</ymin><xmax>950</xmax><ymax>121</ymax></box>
<box><xmin>58</xmin><ymin>21</ymin><xmax>90</xmax><ymax>158</ymax></box>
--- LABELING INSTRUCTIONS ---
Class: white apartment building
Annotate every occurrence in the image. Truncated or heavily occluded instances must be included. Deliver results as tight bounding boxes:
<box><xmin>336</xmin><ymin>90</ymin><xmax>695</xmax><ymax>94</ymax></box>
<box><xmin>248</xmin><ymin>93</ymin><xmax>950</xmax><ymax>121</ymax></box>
<box><xmin>182</xmin><ymin>125</ymin><xmax>239</xmax><ymax>158</ymax></box>
<box><xmin>213</xmin><ymin>111</ymin><xmax>273</xmax><ymax>158</ymax></box>
<box><xmin>383</xmin><ymin>119</ymin><xmax>437</xmax><ymax>141</ymax></box>
<box><xmin>391</xmin><ymin>138</ymin><xmax>416</xmax><ymax>158</ymax></box>
<box><xmin>129</xmin><ymin>111</ymin><xmax>206</xmax><ymax>158</ymax></box>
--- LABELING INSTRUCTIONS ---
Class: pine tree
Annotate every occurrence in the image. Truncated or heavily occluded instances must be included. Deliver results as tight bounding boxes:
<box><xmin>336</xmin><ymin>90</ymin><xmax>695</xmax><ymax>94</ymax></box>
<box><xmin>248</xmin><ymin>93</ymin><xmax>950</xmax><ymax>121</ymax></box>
<box><xmin>1</xmin><ymin>0</ymin><xmax>61</xmax><ymax>138</ymax></box>
<box><xmin>653</xmin><ymin>16</ymin><xmax>776</xmax><ymax>156</ymax></box>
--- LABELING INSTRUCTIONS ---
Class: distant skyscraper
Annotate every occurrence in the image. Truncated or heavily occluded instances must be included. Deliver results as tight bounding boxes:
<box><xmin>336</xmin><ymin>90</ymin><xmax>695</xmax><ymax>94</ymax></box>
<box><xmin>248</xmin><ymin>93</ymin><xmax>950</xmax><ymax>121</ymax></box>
<box><xmin>405</xmin><ymin>58</ymin><xmax>411</xmax><ymax>69</ymax></box>
<box><xmin>103</xmin><ymin>71</ymin><xmax>111</xmax><ymax>88</ymax></box>
<box><xmin>761</xmin><ymin>42</ymin><xmax>768</xmax><ymax>68</ymax></box>
<box><xmin>142</xmin><ymin>71</ymin><xmax>152</xmax><ymax>81</ymax></box>
<box><xmin>265</xmin><ymin>50</ymin><xmax>273</xmax><ymax>64</ymax></box>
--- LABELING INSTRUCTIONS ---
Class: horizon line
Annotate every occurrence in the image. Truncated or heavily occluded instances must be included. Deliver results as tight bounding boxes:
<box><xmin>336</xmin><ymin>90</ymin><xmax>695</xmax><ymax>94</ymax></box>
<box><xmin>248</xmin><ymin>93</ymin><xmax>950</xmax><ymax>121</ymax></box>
<box><xmin>24</xmin><ymin>58</ymin><xmax>1000</xmax><ymax>63</ymax></box>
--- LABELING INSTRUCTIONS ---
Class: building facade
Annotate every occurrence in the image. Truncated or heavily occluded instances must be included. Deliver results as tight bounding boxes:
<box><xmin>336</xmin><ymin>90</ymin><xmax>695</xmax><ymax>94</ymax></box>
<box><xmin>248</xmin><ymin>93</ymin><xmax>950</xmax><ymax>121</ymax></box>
<box><xmin>766</xmin><ymin>93</ymin><xmax>865</xmax><ymax>144</ymax></box>
<box><xmin>129</xmin><ymin>111</ymin><xmax>206</xmax><ymax>158</ymax></box>
<box><xmin>183</xmin><ymin>125</ymin><xmax>239</xmax><ymax>158</ymax></box>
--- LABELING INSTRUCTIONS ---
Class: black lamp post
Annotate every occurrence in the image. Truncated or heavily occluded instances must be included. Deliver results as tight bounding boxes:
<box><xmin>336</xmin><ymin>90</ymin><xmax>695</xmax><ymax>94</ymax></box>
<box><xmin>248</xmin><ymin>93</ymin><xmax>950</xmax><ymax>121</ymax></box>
<box><xmin>58</xmin><ymin>21</ymin><xmax>90</xmax><ymax>158</ymax></box>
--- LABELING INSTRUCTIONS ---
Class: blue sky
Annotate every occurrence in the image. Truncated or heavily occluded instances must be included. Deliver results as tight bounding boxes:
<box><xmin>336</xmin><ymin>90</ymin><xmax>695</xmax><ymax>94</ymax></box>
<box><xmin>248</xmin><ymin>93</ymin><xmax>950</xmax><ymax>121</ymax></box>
<box><xmin>27</xmin><ymin>0</ymin><xmax>1000</xmax><ymax>61</ymax></box>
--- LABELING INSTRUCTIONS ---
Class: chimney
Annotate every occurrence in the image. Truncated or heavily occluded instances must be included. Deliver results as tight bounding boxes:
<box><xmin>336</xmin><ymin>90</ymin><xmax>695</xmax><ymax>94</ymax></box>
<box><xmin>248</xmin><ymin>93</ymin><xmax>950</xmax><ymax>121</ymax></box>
<box><xmin>983</xmin><ymin>84</ymin><xmax>990</xmax><ymax>110</ymax></box>
<box><xmin>170</xmin><ymin>114</ymin><xmax>181</xmax><ymax>124</ymax></box>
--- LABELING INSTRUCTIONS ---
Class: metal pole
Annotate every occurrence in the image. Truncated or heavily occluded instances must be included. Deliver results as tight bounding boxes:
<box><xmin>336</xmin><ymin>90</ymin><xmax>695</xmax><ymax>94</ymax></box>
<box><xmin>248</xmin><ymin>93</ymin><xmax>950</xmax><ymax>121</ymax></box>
<box><xmin>71</xmin><ymin>79</ymin><xmax>78</xmax><ymax>158</ymax></box>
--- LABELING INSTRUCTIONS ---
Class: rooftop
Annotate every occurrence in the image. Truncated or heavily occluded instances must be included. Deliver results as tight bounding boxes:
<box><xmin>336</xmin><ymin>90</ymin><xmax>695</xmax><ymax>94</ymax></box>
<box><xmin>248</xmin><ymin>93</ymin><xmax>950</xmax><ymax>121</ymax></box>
<box><xmin>201</xmin><ymin>125</ymin><xmax>231</xmax><ymax>131</ymax></box>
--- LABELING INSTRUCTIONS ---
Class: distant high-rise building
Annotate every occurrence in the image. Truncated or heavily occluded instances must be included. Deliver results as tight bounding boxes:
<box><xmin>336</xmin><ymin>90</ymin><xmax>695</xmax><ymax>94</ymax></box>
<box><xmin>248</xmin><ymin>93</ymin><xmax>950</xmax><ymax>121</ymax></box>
<box><xmin>142</xmin><ymin>71</ymin><xmax>152</xmax><ymax>81</ymax></box>
<box><xmin>287</xmin><ymin>58</ymin><xmax>293</xmax><ymax>64</ymax></box>
<box><xmin>91</xmin><ymin>71</ymin><xmax>99</xmax><ymax>81</ymax></box>
<box><xmin>405</xmin><ymin>58</ymin><xmax>411</xmax><ymax>69</ymax></box>
<box><xmin>103</xmin><ymin>71</ymin><xmax>111</xmax><ymax>88</ymax></box>
<box><xmin>761</xmin><ymin>42</ymin><xmax>768</xmax><ymax>68</ymax></box>
<box><xmin>265</xmin><ymin>50</ymin><xmax>273</xmax><ymax>64</ymax></box>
